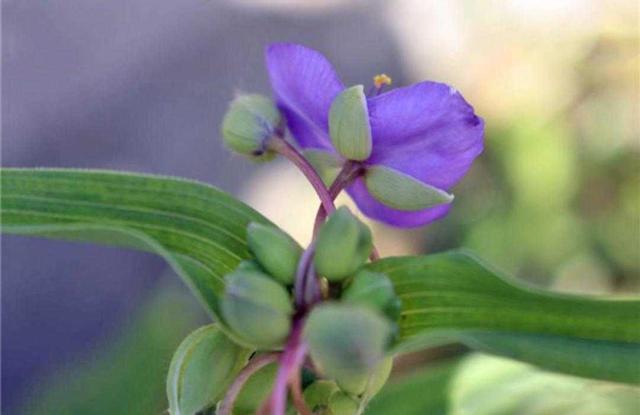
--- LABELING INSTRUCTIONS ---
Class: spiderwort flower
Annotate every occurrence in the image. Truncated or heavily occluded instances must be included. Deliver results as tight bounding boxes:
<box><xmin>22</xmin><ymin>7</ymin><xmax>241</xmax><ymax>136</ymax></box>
<box><xmin>266</xmin><ymin>43</ymin><xmax>484</xmax><ymax>227</ymax></box>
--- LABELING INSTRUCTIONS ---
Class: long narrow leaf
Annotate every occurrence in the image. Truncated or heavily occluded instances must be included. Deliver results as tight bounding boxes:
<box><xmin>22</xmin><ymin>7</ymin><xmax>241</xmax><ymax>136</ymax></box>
<box><xmin>1</xmin><ymin>168</ymin><xmax>270</xmax><ymax>322</ymax></box>
<box><xmin>370</xmin><ymin>251</ymin><xmax>640</xmax><ymax>384</ymax></box>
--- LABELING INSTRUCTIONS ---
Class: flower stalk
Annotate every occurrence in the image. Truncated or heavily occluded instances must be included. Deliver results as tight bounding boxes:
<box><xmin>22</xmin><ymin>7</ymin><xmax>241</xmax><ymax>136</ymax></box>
<box><xmin>267</xmin><ymin>137</ymin><xmax>336</xmax><ymax>218</ymax></box>
<box><xmin>217</xmin><ymin>353</ymin><xmax>280</xmax><ymax>415</ymax></box>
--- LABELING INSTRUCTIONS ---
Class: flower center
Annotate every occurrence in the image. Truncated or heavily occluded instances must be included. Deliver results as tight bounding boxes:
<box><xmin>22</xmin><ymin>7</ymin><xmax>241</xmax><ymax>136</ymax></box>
<box><xmin>370</xmin><ymin>73</ymin><xmax>392</xmax><ymax>96</ymax></box>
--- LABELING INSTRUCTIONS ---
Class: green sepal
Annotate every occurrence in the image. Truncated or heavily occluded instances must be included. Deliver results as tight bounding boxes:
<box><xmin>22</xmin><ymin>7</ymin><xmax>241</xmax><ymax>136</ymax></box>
<box><xmin>364</xmin><ymin>166</ymin><xmax>453</xmax><ymax>211</ymax></box>
<box><xmin>303</xmin><ymin>149</ymin><xmax>343</xmax><ymax>187</ymax></box>
<box><xmin>166</xmin><ymin>325</ymin><xmax>251</xmax><ymax>415</ymax></box>
<box><xmin>329</xmin><ymin>85</ymin><xmax>373</xmax><ymax>161</ymax></box>
<box><xmin>233</xmin><ymin>360</ymin><xmax>279</xmax><ymax>415</ymax></box>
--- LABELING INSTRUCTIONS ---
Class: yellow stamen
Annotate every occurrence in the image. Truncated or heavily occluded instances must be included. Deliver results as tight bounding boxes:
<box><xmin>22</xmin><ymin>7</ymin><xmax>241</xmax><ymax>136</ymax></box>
<box><xmin>373</xmin><ymin>74</ymin><xmax>392</xmax><ymax>89</ymax></box>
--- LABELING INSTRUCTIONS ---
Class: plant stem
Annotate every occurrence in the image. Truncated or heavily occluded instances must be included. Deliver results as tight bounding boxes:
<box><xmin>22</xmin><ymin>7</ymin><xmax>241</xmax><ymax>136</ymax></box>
<box><xmin>268</xmin><ymin>137</ymin><xmax>336</xmax><ymax>217</ymax></box>
<box><xmin>294</xmin><ymin>241</ymin><xmax>317</xmax><ymax>310</ymax></box>
<box><xmin>289</xmin><ymin>365</ymin><xmax>313</xmax><ymax>415</ymax></box>
<box><xmin>217</xmin><ymin>353</ymin><xmax>280</xmax><ymax>415</ymax></box>
<box><xmin>261</xmin><ymin>318</ymin><xmax>308</xmax><ymax>415</ymax></box>
<box><xmin>312</xmin><ymin>161</ymin><xmax>363</xmax><ymax>235</ymax></box>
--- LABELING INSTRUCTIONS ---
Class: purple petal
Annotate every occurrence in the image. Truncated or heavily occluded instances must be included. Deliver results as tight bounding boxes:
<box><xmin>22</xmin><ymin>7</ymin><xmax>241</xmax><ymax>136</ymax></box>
<box><xmin>347</xmin><ymin>178</ymin><xmax>452</xmax><ymax>227</ymax></box>
<box><xmin>266</xmin><ymin>43</ymin><xmax>344</xmax><ymax>151</ymax></box>
<box><xmin>346</xmin><ymin>81</ymin><xmax>483</xmax><ymax>227</ymax></box>
<box><xmin>367</xmin><ymin>81</ymin><xmax>484</xmax><ymax>191</ymax></box>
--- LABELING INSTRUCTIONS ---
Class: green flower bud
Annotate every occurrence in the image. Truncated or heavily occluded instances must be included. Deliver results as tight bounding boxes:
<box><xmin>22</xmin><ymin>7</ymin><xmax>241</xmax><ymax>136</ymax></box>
<box><xmin>328</xmin><ymin>391</ymin><xmax>359</xmax><ymax>415</ymax></box>
<box><xmin>304</xmin><ymin>304</ymin><xmax>393</xmax><ymax>387</ymax></box>
<box><xmin>221</xmin><ymin>94</ymin><xmax>281</xmax><ymax>159</ymax></box>
<box><xmin>304</xmin><ymin>380</ymin><xmax>339</xmax><ymax>412</ymax></box>
<box><xmin>342</xmin><ymin>270</ymin><xmax>401</xmax><ymax>321</ymax></box>
<box><xmin>234</xmin><ymin>360</ymin><xmax>278</xmax><ymax>415</ymax></box>
<box><xmin>247</xmin><ymin>222</ymin><xmax>302</xmax><ymax>285</ymax></box>
<box><xmin>364</xmin><ymin>166</ymin><xmax>454</xmax><ymax>211</ymax></box>
<box><xmin>335</xmin><ymin>356</ymin><xmax>393</xmax><ymax>397</ymax></box>
<box><xmin>166</xmin><ymin>325</ymin><xmax>251</xmax><ymax>415</ymax></box>
<box><xmin>315</xmin><ymin>207</ymin><xmax>373</xmax><ymax>281</ymax></box>
<box><xmin>221</xmin><ymin>270</ymin><xmax>293</xmax><ymax>349</ymax></box>
<box><xmin>329</xmin><ymin>85</ymin><xmax>372</xmax><ymax>161</ymax></box>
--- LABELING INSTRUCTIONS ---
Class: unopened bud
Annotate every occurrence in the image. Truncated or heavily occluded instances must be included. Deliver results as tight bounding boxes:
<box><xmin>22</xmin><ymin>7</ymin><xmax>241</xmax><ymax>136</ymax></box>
<box><xmin>315</xmin><ymin>207</ymin><xmax>372</xmax><ymax>281</ymax></box>
<box><xmin>166</xmin><ymin>325</ymin><xmax>250</xmax><ymax>415</ymax></box>
<box><xmin>342</xmin><ymin>270</ymin><xmax>401</xmax><ymax>321</ymax></box>
<box><xmin>233</xmin><ymin>360</ymin><xmax>278</xmax><ymax>415</ymax></box>
<box><xmin>329</xmin><ymin>85</ymin><xmax>372</xmax><ymax>161</ymax></box>
<box><xmin>247</xmin><ymin>222</ymin><xmax>302</xmax><ymax>285</ymax></box>
<box><xmin>304</xmin><ymin>304</ymin><xmax>393</xmax><ymax>386</ymax></box>
<box><xmin>365</xmin><ymin>166</ymin><xmax>454</xmax><ymax>211</ymax></box>
<box><xmin>221</xmin><ymin>270</ymin><xmax>293</xmax><ymax>349</ymax></box>
<box><xmin>304</xmin><ymin>380</ymin><xmax>339</xmax><ymax>413</ymax></box>
<box><xmin>336</xmin><ymin>356</ymin><xmax>393</xmax><ymax>397</ymax></box>
<box><xmin>221</xmin><ymin>94</ymin><xmax>281</xmax><ymax>159</ymax></box>
<box><xmin>328</xmin><ymin>391</ymin><xmax>359</xmax><ymax>415</ymax></box>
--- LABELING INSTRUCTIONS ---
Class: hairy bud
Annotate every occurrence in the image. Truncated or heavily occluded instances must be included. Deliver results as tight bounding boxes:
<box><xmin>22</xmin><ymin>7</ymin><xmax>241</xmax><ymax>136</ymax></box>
<box><xmin>221</xmin><ymin>94</ymin><xmax>281</xmax><ymax>159</ymax></box>
<box><xmin>247</xmin><ymin>222</ymin><xmax>302</xmax><ymax>285</ymax></box>
<box><xmin>221</xmin><ymin>270</ymin><xmax>293</xmax><ymax>349</ymax></box>
<box><xmin>314</xmin><ymin>207</ymin><xmax>373</xmax><ymax>281</ymax></box>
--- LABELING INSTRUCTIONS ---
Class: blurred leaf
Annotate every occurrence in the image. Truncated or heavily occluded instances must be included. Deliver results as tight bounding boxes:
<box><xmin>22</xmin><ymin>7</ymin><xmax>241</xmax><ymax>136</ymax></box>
<box><xmin>16</xmin><ymin>283</ymin><xmax>203</xmax><ymax>415</ymax></box>
<box><xmin>0</xmin><ymin>168</ymin><xmax>271</xmax><ymax>323</ymax></box>
<box><xmin>365</xmin><ymin>360</ymin><xmax>458</xmax><ymax>415</ymax></box>
<box><xmin>369</xmin><ymin>251</ymin><xmax>640</xmax><ymax>384</ymax></box>
<box><xmin>450</xmin><ymin>354</ymin><xmax>640</xmax><ymax>415</ymax></box>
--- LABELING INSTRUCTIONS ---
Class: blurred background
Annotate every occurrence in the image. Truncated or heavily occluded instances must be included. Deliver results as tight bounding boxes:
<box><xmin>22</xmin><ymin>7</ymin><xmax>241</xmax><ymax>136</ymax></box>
<box><xmin>2</xmin><ymin>0</ymin><xmax>638</xmax><ymax>413</ymax></box>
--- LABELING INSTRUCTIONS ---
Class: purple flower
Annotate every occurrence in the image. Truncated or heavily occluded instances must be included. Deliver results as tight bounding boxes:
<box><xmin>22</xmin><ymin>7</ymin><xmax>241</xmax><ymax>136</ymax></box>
<box><xmin>266</xmin><ymin>43</ymin><xmax>484</xmax><ymax>228</ymax></box>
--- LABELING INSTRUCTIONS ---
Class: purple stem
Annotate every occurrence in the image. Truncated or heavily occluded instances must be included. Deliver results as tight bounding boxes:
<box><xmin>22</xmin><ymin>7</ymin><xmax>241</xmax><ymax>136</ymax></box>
<box><xmin>294</xmin><ymin>241</ymin><xmax>316</xmax><ymax>309</ymax></box>
<box><xmin>217</xmin><ymin>353</ymin><xmax>280</xmax><ymax>415</ymax></box>
<box><xmin>264</xmin><ymin>318</ymin><xmax>307</xmax><ymax>415</ymax></box>
<box><xmin>312</xmin><ymin>161</ymin><xmax>363</xmax><ymax>235</ymax></box>
<box><xmin>268</xmin><ymin>137</ymin><xmax>336</xmax><ymax>218</ymax></box>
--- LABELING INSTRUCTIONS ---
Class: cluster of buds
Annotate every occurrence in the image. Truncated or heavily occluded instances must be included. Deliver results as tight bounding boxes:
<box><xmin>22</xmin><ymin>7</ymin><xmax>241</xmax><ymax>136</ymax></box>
<box><xmin>198</xmin><ymin>42</ymin><xmax>483</xmax><ymax>415</ymax></box>
<box><xmin>216</xmin><ymin>207</ymin><xmax>400</xmax><ymax>414</ymax></box>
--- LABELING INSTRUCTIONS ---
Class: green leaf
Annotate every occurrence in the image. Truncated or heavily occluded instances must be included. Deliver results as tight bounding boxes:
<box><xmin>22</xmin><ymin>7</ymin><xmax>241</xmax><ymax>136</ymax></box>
<box><xmin>368</xmin><ymin>251</ymin><xmax>640</xmax><ymax>384</ymax></box>
<box><xmin>0</xmin><ymin>168</ymin><xmax>271</xmax><ymax>323</ymax></box>
<box><xmin>167</xmin><ymin>325</ymin><xmax>251</xmax><ymax>415</ymax></box>
<box><xmin>366</xmin><ymin>360</ymin><xmax>458</xmax><ymax>415</ymax></box>
<box><xmin>450</xmin><ymin>354</ymin><xmax>640</xmax><ymax>415</ymax></box>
